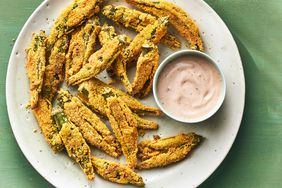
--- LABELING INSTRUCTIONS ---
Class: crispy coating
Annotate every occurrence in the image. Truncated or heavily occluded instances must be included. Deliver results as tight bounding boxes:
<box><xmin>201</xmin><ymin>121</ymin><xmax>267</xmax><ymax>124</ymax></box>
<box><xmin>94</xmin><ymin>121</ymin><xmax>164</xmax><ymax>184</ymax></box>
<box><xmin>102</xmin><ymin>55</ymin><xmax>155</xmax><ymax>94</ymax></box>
<box><xmin>126</xmin><ymin>0</ymin><xmax>204</xmax><ymax>51</ymax></box>
<box><xmin>78</xmin><ymin>88</ymin><xmax>158</xmax><ymax>130</ymax></box>
<box><xmin>32</xmin><ymin>98</ymin><xmax>64</xmax><ymax>152</ymax></box>
<box><xmin>98</xmin><ymin>23</ymin><xmax>118</xmax><ymax>76</ymax></box>
<box><xmin>98</xmin><ymin>23</ymin><xmax>132</xmax><ymax>77</ymax></box>
<box><xmin>137</xmin><ymin>133</ymin><xmax>202</xmax><ymax>169</ymax></box>
<box><xmin>92</xmin><ymin>157</ymin><xmax>144</xmax><ymax>186</ymax></box>
<box><xmin>26</xmin><ymin>31</ymin><xmax>47</xmax><ymax>109</ymax></box>
<box><xmin>119</xmin><ymin>16</ymin><xmax>167</xmax><ymax>63</ymax></box>
<box><xmin>68</xmin><ymin>35</ymin><xmax>128</xmax><ymax>85</ymax></box>
<box><xmin>42</xmin><ymin>35</ymin><xmax>69</xmax><ymax>101</ymax></box>
<box><xmin>28</xmin><ymin>34</ymin><xmax>68</xmax><ymax>152</ymax></box>
<box><xmin>47</xmin><ymin>0</ymin><xmax>101</xmax><ymax>48</ymax></box>
<box><xmin>98</xmin><ymin>23</ymin><xmax>117</xmax><ymax>46</ymax></box>
<box><xmin>53</xmin><ymin>110</ymin><xmax>95</xmax><ymax>180</ymax></box>
<box><xmin>134</xmin><ymin>114</ymin><xmax>158</xmax><ymax>130</ymax></box>
<box><xmin>65</xmin><ymin>17</ymin><xmax>101</xmax><ymax>84</ymax></box>
<box><xmin>58</xmin><ymin>89</ymin><xmax>121</xmax><ymax>158</ymax></box>
<box><xmin>115</xmin><ymin>17</ymin><xmax>168</xmax><ymax>91</ymax></box>
<box><xmin>130</xmin><ymin>42</ymin><xmax>159</xmax><ymax>97</ymax></box>
<box><xmin>98</xmin><ymin>23</ymin><xmax>132</xmax><ymax>46</ymax></box>
<box><xmin>78</xmin><ymin>78</ymin><xmax>162</xmax><ymax>116</ymax></box>
<box><xmin>103</xmin><ymin>5</ymin><xmax>181</xmax><ymax>49</ymax></box>
<box><xmin>105</xmin><ymin>96</ymin><xmax>138</xmax><ymax>168</ymax></box>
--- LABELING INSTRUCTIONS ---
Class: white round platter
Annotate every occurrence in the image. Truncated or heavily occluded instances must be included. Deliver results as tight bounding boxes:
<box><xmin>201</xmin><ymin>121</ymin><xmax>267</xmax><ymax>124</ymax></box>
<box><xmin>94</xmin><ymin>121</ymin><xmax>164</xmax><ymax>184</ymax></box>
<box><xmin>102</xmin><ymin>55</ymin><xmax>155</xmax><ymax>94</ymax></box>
<box><xmin>6</xmin><ymin>0</ymin><xmax>245</xmax><ymax>187</ymax></box>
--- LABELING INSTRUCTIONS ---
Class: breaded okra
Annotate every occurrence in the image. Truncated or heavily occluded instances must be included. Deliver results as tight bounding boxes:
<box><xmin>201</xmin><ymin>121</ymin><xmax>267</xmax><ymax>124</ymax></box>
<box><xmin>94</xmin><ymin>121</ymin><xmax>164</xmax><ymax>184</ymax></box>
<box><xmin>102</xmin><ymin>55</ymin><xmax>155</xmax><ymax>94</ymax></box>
<box><xmin>115</xmin><ymin>17</ymin><xmax>168</xmax><ymax>91</ymax></box>
<box><xmin>102</xmin><ymin>5</ymin><xmax>181</xmax><ymax>49</ymax></box>
<box><xmin>32</xmin><ymin>98</ymin><xmax>64</xmax><ymax>152</ymax></box>
<box><xmin>77</xmin><ymin>78</ymin><xmax>162</xmax><ymax>116</ymax></box>
<box><xmin>126</xmin><ymin>0</ymin><xmax>204</xmax><ymax>51</ymax></box>
<box><xmin>98</xmin><ymin>23</ymin><xmax>132</xmax><ymax>77</ymax></box>
<box><xmin>68</xmin><ymin>35</ymin><xmax>128</xmax><ymax>85</ymax></box>
<box><xmin>47</xmin><ymin>0</ymin><xmax>101</xmax><ymax>48</ymax></box>
<box><xmin>130</xmin><ymin>41</ymin><xmax>159</xmax><ymax>97</ymax></box>
<box><xmin>26</xmin><ymin>31</ymin><xmax>47</xmax><ymax>109</ymax></box>
<box><xmin>42</xmin><ymin>35</ymin><xmax>69</xmax><ymax>101</ymax></box>
<box><xmin>92</xmin><ymin>157</ymin><xmax>144</xmax><ymax>186</ymax></box>
<box><xmin>65</xmin><ymin>17</ymin><xmax>100</xmax><ymax>84</ymax></box>
<box><xmin>30</xmin><ymin>36</ymin><xmax>68</xmax><ymax>152</ymax></box>
<box><xmin>106</xmin><ymin>96</ymin><xmax>138</xmax><ymax>168</ymax></box>
<box><xmin>53</xmin><ymin>109</ymin><xmax>95</xmax><ymax>180</ymax></box>
<box><xmin>137</xmin><ymin>133</ymin><xmax>202</xmax><ymax>169</ymax></box>
<box><xmin>58</xmin><ymin>89</ymin><xmax>121</xmax><ymax>157</ymax></box>
<box><xmin>98</xmin><ymin>23</ymin><xmax>118</xmax><ymax>76</ymax></box>
<box><xmin>98</xmin><ymin>23</ymin><xmax>117</xmax><ymax>46</ymax></box>
<box><xmin>133</xmin><ymin>114</ymin><xmax>158</xmax><ymax>130</ymax></box>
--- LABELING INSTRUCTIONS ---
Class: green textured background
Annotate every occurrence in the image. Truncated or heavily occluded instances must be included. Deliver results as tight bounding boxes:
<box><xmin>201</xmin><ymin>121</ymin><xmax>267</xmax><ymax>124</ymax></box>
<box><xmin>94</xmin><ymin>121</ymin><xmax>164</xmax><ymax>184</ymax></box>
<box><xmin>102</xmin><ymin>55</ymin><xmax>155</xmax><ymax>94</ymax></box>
<box><xmin>0</xmin><ymin>0</ymin><xmax>281</xmax><ymax>187</ymax></box>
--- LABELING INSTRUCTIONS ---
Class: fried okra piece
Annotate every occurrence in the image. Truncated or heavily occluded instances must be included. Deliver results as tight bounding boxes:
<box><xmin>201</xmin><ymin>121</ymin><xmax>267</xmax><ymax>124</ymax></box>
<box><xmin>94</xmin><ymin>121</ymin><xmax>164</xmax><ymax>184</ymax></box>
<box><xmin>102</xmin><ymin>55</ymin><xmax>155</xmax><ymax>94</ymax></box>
<box><xmin>78</xmin><ymin>87</ymin><xmax>158</xmax><ymax>130</ymax></box>
<box><xmin>137</xmin><ymin>133</ymin><xmax>202</xmax><ymax>169</ymax></box>
<box><xmin>32</xmin><ymin>98</ymin><xmax>64</xmax><ymax>152</ymax></box>
<box><xmin>78</xmin><ymin>78</ymin><xmax>162</xmax><ymax>116</ymax></box>
<box><xmin>105</xmin><ymin>96</ymin><xmax>138</xmax><ymax>168</ymax></box>
<box><xmin>126</xmin><ymin>0</ymin><xmax>204</xmax><ymax>51</ymax></box>
<box><xmin>92</xmin><ymin>157</ymin><xmax>144</xmax><ymax>186</ymax></box>
<box><xmin>98</xmin><ymin>23</ymin><xmax>117</xmax><ymax>46</ymax></box>
<box><xmin>42</xmin><ymin>35</ymin><xmax>69</xmax><ymax>101</ymax></box>
<box><xmin>98</xmin><ymin>23</ymin><xmax>132</xmax><ymax>46</ymax></box>
<box><xmin>103</xmin><ymin>5</ymin><xmax>181</xmax><ymax>49</ymax></box>
<box><xmin>53</xmin><ymin>109</ymin><xmax>95</xmax><ymax>180</ymax></box>
<box><xmin>115</xmin><ymin>17</ymin><xmax>168</xmax><ymax>92</ymax></box>
<box><xmin>98</xmin><ymin>23</ymin><xmax>132</xmax><ymax>77</ymax></box>
<box><xmin>26</xmin><ymin>31</ymin><xmax>47</xmax><ymax>109</ymax></box>
<box><xmin>47</xmin><ymin>0</ymin><xmax>101</xmax><ymax>48</ymax></box>
<box><xmin>68</xmin><ymin>35</ymin><xmax>128</xmax><ymax>85</ymax></box>
<box><xmin>130</xmin><ymin>42</ymin><xmax>159</xmax><ymax>97</ymax></box>
<box><xmin>134</xmin><ymin>114</ymin><xmax>158</xmax><ymax>130</ymax></box>
<box><xmin>58</xmin><ymin>89</ymin><xmax>121</xmax><ymax>158</ymax></box>
<box><xmin>65</xmin><ymin>17</ymin><xmax>101</xmax><ymax>84</ymax></box>
<box><xmin>98</xmin><ymin>23</ymin><xmax>118</xmax><ymax>76</ymax></box>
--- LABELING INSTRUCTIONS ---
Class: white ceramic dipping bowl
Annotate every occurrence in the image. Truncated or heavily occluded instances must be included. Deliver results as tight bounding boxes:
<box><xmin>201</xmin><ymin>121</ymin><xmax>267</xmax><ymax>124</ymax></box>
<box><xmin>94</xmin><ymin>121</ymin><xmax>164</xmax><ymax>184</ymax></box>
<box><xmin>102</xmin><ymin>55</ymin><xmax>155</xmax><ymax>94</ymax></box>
<box><xmin>153</xmin><ymin>50</ymin><xmax>226</xmax><ymax>123</ymax></box>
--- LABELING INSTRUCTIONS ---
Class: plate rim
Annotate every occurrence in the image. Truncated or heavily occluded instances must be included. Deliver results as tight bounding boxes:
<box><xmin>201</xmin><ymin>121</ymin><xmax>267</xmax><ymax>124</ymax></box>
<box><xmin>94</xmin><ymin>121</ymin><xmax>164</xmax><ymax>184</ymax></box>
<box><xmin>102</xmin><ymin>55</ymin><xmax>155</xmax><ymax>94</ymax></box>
<box><xmin>5</xmin><ymin>0</ymin><xmax>245</xmax><ymax>187</ymax></box>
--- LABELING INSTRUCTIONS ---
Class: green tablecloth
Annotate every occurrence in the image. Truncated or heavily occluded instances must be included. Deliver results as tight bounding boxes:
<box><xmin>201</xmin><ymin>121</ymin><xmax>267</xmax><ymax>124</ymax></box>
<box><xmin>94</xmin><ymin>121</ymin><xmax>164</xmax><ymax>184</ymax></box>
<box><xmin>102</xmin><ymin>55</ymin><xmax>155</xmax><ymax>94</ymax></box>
<box><xmin>0</xmin><ymin>0</ymin><xmax>281</xmax><ymax>187</ymax></box>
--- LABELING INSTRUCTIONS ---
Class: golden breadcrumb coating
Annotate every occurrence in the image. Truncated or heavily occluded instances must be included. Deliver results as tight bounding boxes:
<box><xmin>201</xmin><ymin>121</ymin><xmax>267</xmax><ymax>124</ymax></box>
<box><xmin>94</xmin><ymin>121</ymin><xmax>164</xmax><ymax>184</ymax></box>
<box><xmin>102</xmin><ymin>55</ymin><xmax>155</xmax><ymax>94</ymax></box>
<box><xmin>78</xmin><ymin>78</ymin><xmax>162</xmax><ymax>116</ymax></box>
<box><xmin>42</xmin><ymin>35</ymin><xmax>69</xmax><ymax>101</ymax></box>
<box><xmin>65</xmin><ymin>17</ymin><xmax>100</xmax><ymax>84</ymax></box>
<box><xmin>58</xmin><ymin>89</ymin><xmax>121</xmax><ymax>157</ymax></box>
<box><xmin>137</xmin><ymin>133</ymin><xmax>202</xmax><ymax>169</ymax></box>
<box><xmin>103</xmin><ymin>5</ymin><xmax>180</xmax><ymax>49</ymax></box>
<box><xmin>92</xmin><ymin>156</ymin><xmax>144</xmax><ymax>186</ymax></box>
<box><xmin>115</xmin><ymin>17</ymin><xmax>168</xmax><ymax>92</ymax></box>
<box><xmin>47</xmin><ymin>0</ymin><xmax>101</xmax><ymax>48</ymax></box>
<box><xmin>130</xmin><ymin>42</ymin><xmax>159</xmax><ymax>97</ymax></box>
<box><xmin>53</xmin><ymin>110</ymin><xmax>95</xmax><ymax>180</ymax></box>
<box><xmin>68</xmin><ymin>35</ymin><xmax>128</xmax><ymax>85</ymax></box>
<box><xmin>98</xmin><ymin>23</ymin><xmax>132</xmax><ymax>77</ymax></box>
<box><xmin>126</xmin><ymin>0</ymin><xmax>204</xmax><ymax>51</ymax></box>
<box><xmin>26</xmin><ymin>31</ymin><xmax>47</xmax><ymax>109</ymax></box>
<box><xmin>32</xmin><ymin>98</ymin><xmax>64</xmax><ymax>152</ymax></box>
<box><xmin>105</xmin><ymin>96</ymin><xmax>138</xmax><ymax>168</ymax></box>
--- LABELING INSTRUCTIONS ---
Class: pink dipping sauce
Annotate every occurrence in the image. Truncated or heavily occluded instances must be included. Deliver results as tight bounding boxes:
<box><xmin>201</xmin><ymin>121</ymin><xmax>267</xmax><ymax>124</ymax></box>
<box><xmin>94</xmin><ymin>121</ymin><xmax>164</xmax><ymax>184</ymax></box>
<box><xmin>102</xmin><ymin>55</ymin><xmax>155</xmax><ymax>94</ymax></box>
<box><xmin>157</xmin><ymin>56</ymin><xmax>222</xmax><ymax>120</ymax></box>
